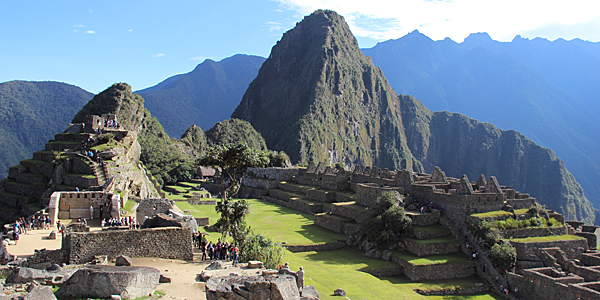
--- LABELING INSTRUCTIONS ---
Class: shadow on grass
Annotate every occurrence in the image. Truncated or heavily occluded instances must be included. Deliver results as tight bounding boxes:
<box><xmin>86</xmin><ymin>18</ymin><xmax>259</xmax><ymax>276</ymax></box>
<box><xmin>300</xmin><ymin>248</ymin><xmax>398</xmax><ymax>270</ymax></box>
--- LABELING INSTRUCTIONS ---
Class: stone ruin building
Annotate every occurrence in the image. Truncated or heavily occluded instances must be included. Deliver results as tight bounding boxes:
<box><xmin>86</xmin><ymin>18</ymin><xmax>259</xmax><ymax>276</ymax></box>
<box><xmin>232</xmin><ymin>163</ymin><xmax>600</xmax><ymax>299</ymax></box>
<box><xmin>48</xmin><ymin>191</ymin><xmax>121</xmax><ymax>225</ymax></box>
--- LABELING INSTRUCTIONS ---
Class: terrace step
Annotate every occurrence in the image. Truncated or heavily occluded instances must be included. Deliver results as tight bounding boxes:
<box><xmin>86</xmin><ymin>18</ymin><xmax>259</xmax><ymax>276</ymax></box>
<box><xmin>261</xmin><ymin>195</ymin><xmax>329</xmax><ymax>215</ymax></box>
<box><xmin>0</xmin><ymin>190</ymin><xmax>36</xmax><ymax>208</ymax></box>
<box><xmin>268</xmin><ymin>188</ymin><xmax>304</xmax><ymax>202</ymax></box>
<box><xmin>4</xmin><ymin>180</ymin><xmax>46</xmax><ymax>199</ymax></box>
<box><xmin>330</xmin><ymin>201</ymin><xmax>370</xmax><ymax>223</ymax></box>
<box><xmin>409</xmin><ymin>224</ymin><xmax>452</xmax><ymax>240</ymax></box>
<box><xmin>390</xmin><ymin>250</ymin><xmax>476</xmax><ymax>281</ymax></box>
<box><xmin>400</xmin><ymin>236</ymin><xmax>462</xmax><ymax>257</ymax></box>
<box><xmin>33</xmin><ymin>150</ymin><xmax>57</xmax><ymax>163</ymax></box>
<box><xmin>314</xmin><ymin>213</ymin><xmax>357</xmax><ymax>234</ymax></box>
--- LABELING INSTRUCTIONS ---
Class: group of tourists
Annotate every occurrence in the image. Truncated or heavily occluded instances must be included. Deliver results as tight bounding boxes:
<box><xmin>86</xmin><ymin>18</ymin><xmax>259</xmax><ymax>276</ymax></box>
<box><xmin>103</xmin><ymin>119</ymin><xmax>119</xmax><ymax>129</ymax></box>
<box><xmin>101</xmin><ymin>216</ymin><xmax>139</xmax><ymax>229</ymax></box>
<box><xmin>197</xmin><ymin>238</ymin><xmax>240</xmax><ymax>266</ymax></box>
<box><xmin>4</xmin><ymin>215</ymin><xmax>53</xmax><ymax>245</ymax></box>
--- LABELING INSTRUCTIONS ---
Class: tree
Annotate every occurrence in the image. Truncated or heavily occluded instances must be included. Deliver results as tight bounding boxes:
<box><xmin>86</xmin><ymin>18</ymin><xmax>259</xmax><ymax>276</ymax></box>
<box><xmin>489</xmin><ymin>243</ymin><xmax>517</xmax><ymax>272</ymax></box>
<box><xmin>363</xmin><ymin>192</ymin><xmax>412</xmax><ymax>246</ymax></box>
<box><xmin>198</xmin><ymin>142</ymin><xmax>269</xmax><ymax>200</ymax></box>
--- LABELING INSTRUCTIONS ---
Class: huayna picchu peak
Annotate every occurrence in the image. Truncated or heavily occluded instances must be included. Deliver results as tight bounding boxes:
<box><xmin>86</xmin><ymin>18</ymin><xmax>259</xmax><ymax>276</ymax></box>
<box><xmin>232</xmin><ymin>9</ymin><xmax>595</xmax><ymax>224</ymax></box>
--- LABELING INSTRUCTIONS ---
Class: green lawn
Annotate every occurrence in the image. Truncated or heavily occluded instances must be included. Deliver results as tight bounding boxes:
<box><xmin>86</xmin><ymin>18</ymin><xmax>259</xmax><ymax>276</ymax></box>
<box><xmin>392</xmin><ymin>251</ymin><xmax>471</xmax><ymax>266</ymax></box>
<box><xmin>506</xmin><ymin>234</ymin><xmax>585</xmax><ymax>243</ymax></box>
<box><xmin>470</xmin><ymin>210</ymin><xmax>511</xmax><ymax>219</ymax></box>
<box><xmin>123</xmin><ymin>199</ymin><xmax>137</xmax><ymax>212</ymax></box>
<box><xmin>284</xmin><ymin>249</ymin><xmax>495</xmax><ymax>300</ymax></box>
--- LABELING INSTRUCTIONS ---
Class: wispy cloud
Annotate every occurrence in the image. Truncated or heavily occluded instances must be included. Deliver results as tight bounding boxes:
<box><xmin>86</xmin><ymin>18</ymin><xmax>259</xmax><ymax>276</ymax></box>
<box><xmin>74</xmin><ymin>25</ymin><xmax>84</xmax><ymax>28</ymax></box>
<box><xmin>86</xmin><ymin>30</ymin><xmax>95</xmax><ymax>34</ymax></box>
<box><xmin>189</xmin><ymin>56</ymin><xmax>207</xmax><ymax>61</ymax></box>
<box><xmin>266</xmin><ymin>21</ymin><xmax>284</xmax><ymax>32</ymax></box>
<box><xmin>153</xmin><ymin>53</ymin><xmax>165</xmax><ymax>58</ymax></box>
<box><xmin>273</xmin><ymin>0</ymin><xmax>600</xmax><ymax>42</ymax></box>
<box><xmin>128</xmin><ymin>29</ymin><xmax>133</xmax><ymax>32</ymax></box>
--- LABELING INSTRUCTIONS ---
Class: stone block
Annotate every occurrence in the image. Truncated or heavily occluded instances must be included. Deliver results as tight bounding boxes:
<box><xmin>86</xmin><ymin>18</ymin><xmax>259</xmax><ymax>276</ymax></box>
<box><xmin>115</xmin><ymin>255</ymin><xmax>132</xmax><ymax>266</ymax></box>
<box><xmin>69</xmin><ymin>208</ymin><xmax>91</xmax><ymax>219</ymax></box>
<box><xmin>248</xmin><ymin>261</ymin><xmax>263</xmax><ymax>269</ymax></box>
<box><xmin>57</xmin><ymin>211</ymin><xmax>70</xmax><ymax>219</ymax></box>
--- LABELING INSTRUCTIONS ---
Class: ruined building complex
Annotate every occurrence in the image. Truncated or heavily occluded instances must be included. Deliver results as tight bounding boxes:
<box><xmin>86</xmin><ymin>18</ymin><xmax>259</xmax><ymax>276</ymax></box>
<box><xmin>232</xmin><ymin>163</ymin><xmax>600</xmax><ymax>299</ymax></box>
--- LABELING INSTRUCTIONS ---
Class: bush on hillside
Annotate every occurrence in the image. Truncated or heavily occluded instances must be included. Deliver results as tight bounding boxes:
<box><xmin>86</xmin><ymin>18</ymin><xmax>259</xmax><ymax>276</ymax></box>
<box><xmin>489</xmin><ymin>243</ymin><xmax>517</xmax><ymax>272</ymax></box>
<box><xmin>363</xmin><ymin>192</ymin><xmax>412</xmax><ymax>246</ymax></box>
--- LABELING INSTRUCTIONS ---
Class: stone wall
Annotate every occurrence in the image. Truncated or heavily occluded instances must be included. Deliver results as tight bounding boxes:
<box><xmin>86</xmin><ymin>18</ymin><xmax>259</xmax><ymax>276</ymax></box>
<box><xmin>506</xmin><ymin>268</ymin><xmax>600</xmax><ymax>300</ymax></box>
<box><xmin>246</xmin><ymin>167</ymin><xmax>299</xmax><ymax>182</ymax></box>
<box><xmin>136</xmin><ymin>198</ymin><xmax>173</xmax><ymax>222</ymax></box>
<box><xmin>284</xmin><ymin>242</ymin><xmax>346</xmax><ymax>253</ymax></box>
<box><xmin>509</xmin><ymin>238</ymin><xmax>588</xmax><ymax>260</ymax></box>
<box><xmin>28</xmin><ymin>249</ymin><xmax>70</xmax><ymax>265</ymax></box>
<box><xmin>407</xmin><ymin>210</ymin><xmax>440</xmax><ymax>226</ymax></box>
<box><xmin>66</xmin><ymin>227</ymin><xmax>193</xmax><ymax>264</ymax></box>
<box><xmin>500</xmin><ymin>226</ymin><xmax>567</xmax><ymax>239</ymax></box>
<box><xmin>391</xmin><ymin>256</ymin><xmax>476</xmax><ymax>281</ymax></box>
<box><xmin>242</xmin><ymin>177</ymin><xmax>278</xmax><ymax>190</ymax></box>
<box><xmin>237</xmin><ymin>186</ymin><xmax>269</xmax><ymax>199</ymax></box>
<box><xmin>580</xmin><ymin>253</ymin><xmax>600</xmax><ymax>266</ymax></box>
<box><xmin>401</xmin><ymin>239</ymin><xmax>461</xmax><ymax>257</ymax></box>
<box><xmin>50</xmin><ymin>191</ymin><xmax>120</xmax><ymax>225</ymax></box>
<box><xmin>314</xmin><ymin>214</ymin><xmax>349</xmax><ymax>234</ymax></box>
<box><xmin>187</xmin><ymin>199</ymin><xmax>216</xmax><ymax>205</ymax></box>
<box><xmin>330</xmin><ymin>203</ymin><xmax>370</xmax><ymax>223</ymax></box>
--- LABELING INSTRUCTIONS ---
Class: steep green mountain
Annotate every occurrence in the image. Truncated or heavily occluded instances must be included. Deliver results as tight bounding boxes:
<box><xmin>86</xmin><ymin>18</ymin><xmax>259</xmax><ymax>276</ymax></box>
<box><xmin>0</xmin><ymin>80</ymin><xmax>92</xmax><ymax>179</ymax></box>
<box><xmin>179</xmin><ymin>124</ymin><xmax>207</xmax><ymax>158</ymax></box>
<box><xmin>137</xmin><ymin>54</ymin><xmax>265</xmax><ymax>137</ymax></box>
<box><xmin>362</xmin><ymin>31</ymin><xmax>600</xmax><ymax>208</ymax></box>
<box><xmin>73</xmin><ymin>83</ymin><xmax>196</xmax><ymax>185</ymax></box>
<box><xmin>232</xmin><ymin>10</ymin><xmax>419</xmax><ymax>171</ymax></box>
<box><xmin>232</xmin><ymin>10</ymin><xmax>595</xmax><ymax>223</ymax></box>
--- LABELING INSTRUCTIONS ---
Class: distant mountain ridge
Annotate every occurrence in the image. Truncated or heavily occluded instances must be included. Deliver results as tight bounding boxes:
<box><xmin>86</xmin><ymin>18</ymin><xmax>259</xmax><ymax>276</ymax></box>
<box><xmin>362</xmin><ymin>30</ymin><xmax>600</xmax><ymax>207</ymax></box>
<box><xmin>232</xmin><ymin>10</ymin><xmax>595</xmax><ymax>224</ymax></box>
<box><xmin>0</xmin><ymin>80</ymin><xmax>92</xmax><ymax>179</ymax></box>
<box><xmin>137</xmin><ymin>54</ymin><xmax>265</xmax><ymax>137</ymax></box>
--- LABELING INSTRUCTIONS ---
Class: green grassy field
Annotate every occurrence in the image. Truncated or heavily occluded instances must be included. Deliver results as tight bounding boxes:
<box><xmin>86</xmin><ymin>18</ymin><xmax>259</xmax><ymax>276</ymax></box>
<box><xmin>402</xmin><ymin>236</ymin><xmax>458</xmax><ymax>244</ymax></box>
<box><xmin>391</xmin><ymin>251</ymin><xmax>471</xmax><ymax>266</ymax></box>
<box><xmin>285</xmin><ymin>249</ymin><xmax>495</xmax><ymax>300</ymax></box>
<box><xmin>506</xmin><ymin>234</ymin><xmax>585</xmax><ymax>243</ymax></box>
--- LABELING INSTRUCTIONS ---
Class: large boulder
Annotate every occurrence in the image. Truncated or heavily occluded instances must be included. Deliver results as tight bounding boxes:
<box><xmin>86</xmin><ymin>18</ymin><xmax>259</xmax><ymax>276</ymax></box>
<box><xmin>206</xmin><ymin>275</ymin><xmax>306</xmax><ymax>300</ymax></box>
<box><xmin>205</xmin><ymin>261</ymin><xmax>226</xmax><ymax>270</ymax></box>
<box><xmin>54</xmin><ymin>265</ymin><xmax>160</xmax><ymax>300</ymax></box>
<box><xmin>301</xmin><ymin>285</ymin><xmax>319</xmax><ymax>300</ymax></box>
<box><xmin>6</xmin><ymin>267</ymin><xmax>74</xmax><ymax>285</ymax></box>
<box><xmin>141</xmin><ymin>214</ymin><xmax>182</xmax><ymax>229</ymax></box>
<box><xmin>24</xmin><ymin>285</ymin><xmax>57</xmax><ymax>300</ymax></box>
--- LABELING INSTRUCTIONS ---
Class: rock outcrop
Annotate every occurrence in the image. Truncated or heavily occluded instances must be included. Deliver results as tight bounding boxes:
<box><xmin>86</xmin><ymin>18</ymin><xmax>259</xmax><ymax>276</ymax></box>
<box><xmin>205</xmin><ymin>275</ymin><xmax>312</xmax><ymax>300</ymax></box>
<box><xmin>54</xmin><ymin>265</ymin><xmax>160</xmax><ymax>300</ymax></box>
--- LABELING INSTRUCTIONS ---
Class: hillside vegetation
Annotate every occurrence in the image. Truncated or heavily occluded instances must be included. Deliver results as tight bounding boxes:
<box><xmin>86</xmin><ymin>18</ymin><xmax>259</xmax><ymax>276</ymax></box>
<box><xmin>0</xmin><ymin>80</ymin><xmax>92</xmax><ymax>179</ymax></box>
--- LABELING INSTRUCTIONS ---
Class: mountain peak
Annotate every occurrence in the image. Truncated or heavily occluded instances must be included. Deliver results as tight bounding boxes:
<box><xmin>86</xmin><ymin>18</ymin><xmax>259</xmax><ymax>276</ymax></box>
<box><xmin>232</xmin><ymin>10</ymin><xmax>416</xmax><ymax>169</ymax></box>
<box><xmin>463</xmin><ymin>32</ymin><xmax>493</xmax><ymax>44</ymax></box>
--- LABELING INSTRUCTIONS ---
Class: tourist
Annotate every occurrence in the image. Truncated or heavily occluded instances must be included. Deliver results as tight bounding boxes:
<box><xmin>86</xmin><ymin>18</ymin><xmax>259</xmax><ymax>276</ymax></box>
<box><xmin>283</xmin><ymin>262</ymin><xmax>290</xmax><ymax>269</ymax></box>
<box><xmin>231</xmin><ymin>244</ymin><xmax>239</xmax><ymax>267</ymax></box>
<box><xmin>201</xmin><ymin>243</ymin><xmax>208</xmax><ymax>261</ymax></box>
<box><xmin>101</xmin><ymin>219</ymin><xmax>106</xmax><ymax>228</ymax></box>
<box><xmin>515</xmin><ymin>287</ymin><xmax>519</xmax><ymax>299</ymax></box>
<box><xmin>297</xmin><ymin>266</ymin><xmax>304</xmax><ymax>290</ymax></box>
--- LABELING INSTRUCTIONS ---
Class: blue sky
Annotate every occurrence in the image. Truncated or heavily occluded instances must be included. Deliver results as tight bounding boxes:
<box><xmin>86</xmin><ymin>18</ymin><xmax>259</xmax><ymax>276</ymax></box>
<box><xmin>1</xmin><ymin>0</ymin><xmax>599</xmax><ymax>94</ymax></box>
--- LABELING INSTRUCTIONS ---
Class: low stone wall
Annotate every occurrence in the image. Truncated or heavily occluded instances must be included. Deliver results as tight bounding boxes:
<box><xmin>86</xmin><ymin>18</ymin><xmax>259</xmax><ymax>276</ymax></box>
<box><xmin>407</xmin><ymin>210</ymin><xmax>440</xmax><ymax>226</ymax></box>
<box><xmin>401</xmin><ymin>239</ymin><xmax>461</xmax><ymax>257</ymax></box>
<box><xmin>187</xmin><ymin>199</ymin><xmax>216</xmax><ymax>205</ymax></box>
<box><xmin>414</xmin><ymin>285</ymin><xmax>489</xmax><ymax>296</ymax></box>
<box><xmin>237</xmin><ymin>186</ymin><xmax>269</xmax><ymax>199</ymax></box>
<box><xmin>261</xmin><ymin>196</ymin><xmax>326</xmax><ymax>215</ymax></box>
<box><xmin>242</xmin><ymin>177</ymin><xmax>278</xmax><ymax>190</ymax></box>
<box><xmin>28</xmin><ymin>249</ymin><xmax>70</xmax><ymax>265</ymax></box>
<box><xmin>359</xmin><ymin>268</ymin><xmax>403</xmax><ymax>277</ymax></box>
<box><xmin>62</xmin><ymin>174</ymin><xmax>98</xmax><ymax>188</ymax></box>
<box><xmin>284</xmin><ymin>242</ymin><xmax>346</xmax><ymax>253</ymax></box>
<box><xmin>580</xmin><ymin>253</ymin><xmax>600</xmax><ymax>266</ymax></box>
<box><xmin>500</xmin><ymin>226</ymin><xmax>567</xmax><ymax>239</ymax></box>
<box><xmin>393</xmin><ymin>258</ymin><xmax>476</xmax><ymax>281</ymax></box>
<box><xmin>246</xmin><ymin>167</ymin><xmax>299</xmax><ymax>182</ymax></box>
<box><xmin>66</xmin><ymin>227</ymin><xmax>193</xmax><ymax>264</ymax></box>
<box><xmin>196</xmin><ymin>218</ymin><xmax>210</xmax><ymax>226</ymax></box>
<box><xmin>331</xmin><ymin>203</ymin><xmax>370</xmax><ymax>223</ymax></box>
<box><xmin>314</xmin><ymin>213</ymin><xmax>349</xmax><ymax>234</ymax></box>
<box><xmin>306</xmin><ymin>189</ymin><xmax>335</xmax><ymax>203</ymax></box>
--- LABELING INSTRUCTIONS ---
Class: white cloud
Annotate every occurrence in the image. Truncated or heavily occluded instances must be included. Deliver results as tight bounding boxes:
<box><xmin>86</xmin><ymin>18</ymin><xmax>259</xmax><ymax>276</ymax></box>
<box><xmin>73</xmin><ymin>30</ymin><xmax>77</xmax><ymax>32</ymax></box>
<box><xmin>273</xmin><ymin>0</ymin><xmax>600</xmax><ymax>42</ymax></box>
<box><xmin>128</xmin><ymin>29</ymin><xmax>133</xmax><ymax>32</ymax></box>
<box><xmin>153</xmin><ymin>53</ymin><xmax>165</xmax><ymax>58</ymax></box>
<box><xmin>189</xmin><ymin>56</ymin><xmax>207</xmax><ymax>61</ymax></box>
<box><xmin>266</xmin><ymin>21</ymin><xmax>284</xmax><ymax>32</ymax></box>
<box><xmin>74</xmin><ymin>25</ymin><xmax>84</xmax><ymax>27</ymax></box>
<box><xmin>86</xmin><ymin>30</ymin><xmax>95</xmax><ymax>34</ymax></box>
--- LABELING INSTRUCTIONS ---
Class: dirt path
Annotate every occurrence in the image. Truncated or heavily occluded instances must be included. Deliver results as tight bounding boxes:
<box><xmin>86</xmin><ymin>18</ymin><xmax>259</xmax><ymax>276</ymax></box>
<box><xmin>5</xmin><ymin>223</ymin><xmax>259</xmax><ymax>300</ymax></box>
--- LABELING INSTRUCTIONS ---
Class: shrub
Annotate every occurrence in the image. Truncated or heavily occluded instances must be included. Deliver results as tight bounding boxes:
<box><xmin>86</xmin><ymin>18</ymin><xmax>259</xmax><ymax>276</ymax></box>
<box><xmin>363</xmin><ymin>192</ymin><xmax>411</xmax><ymax>246</ymax></box>
<box><xmin>489</xmin><ymin>243</ymin><xmax>517</xmax><ymax>272</ymax></box>
<box><xmin>241</xmin><ymin>233</ymin><xmax>284</xmax><ymax>269</ymax></box>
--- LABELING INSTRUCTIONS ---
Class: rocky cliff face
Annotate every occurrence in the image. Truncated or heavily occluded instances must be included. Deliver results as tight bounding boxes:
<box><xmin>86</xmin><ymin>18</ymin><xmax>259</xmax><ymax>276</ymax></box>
<box><xmin>231</xmin><ymin>10</ymin><xmax>595</xmax><ymax>223</ymax></box>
